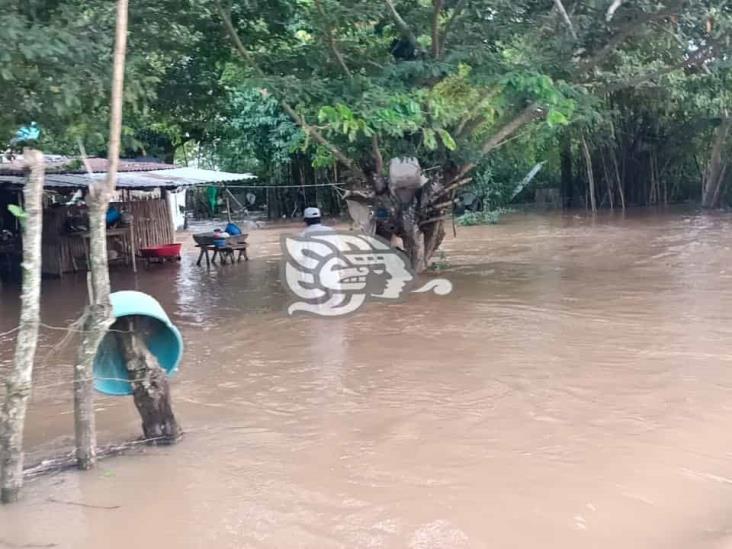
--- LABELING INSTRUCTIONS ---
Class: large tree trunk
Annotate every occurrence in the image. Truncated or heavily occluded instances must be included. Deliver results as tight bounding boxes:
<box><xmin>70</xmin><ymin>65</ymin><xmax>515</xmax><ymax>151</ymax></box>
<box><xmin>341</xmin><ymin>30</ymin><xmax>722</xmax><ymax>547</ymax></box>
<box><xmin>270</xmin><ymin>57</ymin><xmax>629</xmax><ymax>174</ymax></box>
<box><xmin>113</xmin><ymin>317</ymin><xmax>181</xmax><ymax>444</ymax></box>
<box><xmin>400</xmin><ymin>201</ymin><xmax>427</xmax><ymax>272</ymax></box>
<box><xmin>560</xmin><ymin>131</ymin><xmax>573</xmax><ymax>208</ymax></box>
<box><xmin>74</xmin><ymin>0</ymin><xmax>129</xmax><ymax>470</ymax></box>
<box><xmin>600</xmin><ymin>146</ymin><xmax>614</xmax><ymax>210</ymax></box>
<box><xmin>0</xmin><ymin>149</ymin><xmax>44</xmax><ymax>503</ymax></box>
<box><xmin>74</xmin><ymin>198</ymin><xmax>115</xmax><ymax>470</ymax></box>
<box><xmin>610</xmin><ymin>146</ymin><xmax>626</xmax><ymax>211</ymax></box>
<box><xmin>387</xmin><ymin>169</ymin><xmax>450</xmax><ymax>272</ymax></box>
<box><xmin>581</xmin><ymin>136</ymin><xmax>597</xmax><ymax>213</ymax></box>
<box><xmin>701</xmin><ymin>114</ymin><xmax>731</xmax><ymax>209</ymax></box>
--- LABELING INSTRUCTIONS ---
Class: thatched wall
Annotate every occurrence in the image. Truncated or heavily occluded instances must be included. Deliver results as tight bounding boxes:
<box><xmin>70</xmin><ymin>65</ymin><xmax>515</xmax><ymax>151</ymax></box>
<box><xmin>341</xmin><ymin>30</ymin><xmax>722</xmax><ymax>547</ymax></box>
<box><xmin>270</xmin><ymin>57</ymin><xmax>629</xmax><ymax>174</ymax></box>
<box><xmin>42</xmin><ymin>197</ymin><xmax>174</xmax><ymax>276</ymax></box>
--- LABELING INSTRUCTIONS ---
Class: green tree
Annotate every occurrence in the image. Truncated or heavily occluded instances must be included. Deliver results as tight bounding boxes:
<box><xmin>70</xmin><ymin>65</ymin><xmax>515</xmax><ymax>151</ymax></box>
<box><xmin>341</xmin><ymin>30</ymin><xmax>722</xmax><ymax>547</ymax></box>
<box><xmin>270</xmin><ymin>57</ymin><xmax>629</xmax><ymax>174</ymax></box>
<box><xmin>212</xmin><ymin>0</ymin><xmax>728</xmax><ymax>269</ymax></box>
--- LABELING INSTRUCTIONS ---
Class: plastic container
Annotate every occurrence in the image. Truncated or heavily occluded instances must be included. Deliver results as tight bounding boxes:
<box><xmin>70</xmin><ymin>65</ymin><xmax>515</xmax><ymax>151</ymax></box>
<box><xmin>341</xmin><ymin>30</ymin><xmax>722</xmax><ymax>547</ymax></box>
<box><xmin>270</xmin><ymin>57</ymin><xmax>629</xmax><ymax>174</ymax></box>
<box><xmin>225</xmin><ymin>223</ymin><xmax>242</xmax><ymax>236</ymax></box>
<box><xmin>139</xmin><ymin>243</ymin><xmax>182</xmax><ymax>259</ymax></box>
<box><xmin>106</xmin><ymin>206</ymin><xmax>121</xmax><ymax>226</ymax></box>
<box><xmin>93</xmin><ymin>291</ymin><xmax>183</xmax><ymax>396</ymax></box>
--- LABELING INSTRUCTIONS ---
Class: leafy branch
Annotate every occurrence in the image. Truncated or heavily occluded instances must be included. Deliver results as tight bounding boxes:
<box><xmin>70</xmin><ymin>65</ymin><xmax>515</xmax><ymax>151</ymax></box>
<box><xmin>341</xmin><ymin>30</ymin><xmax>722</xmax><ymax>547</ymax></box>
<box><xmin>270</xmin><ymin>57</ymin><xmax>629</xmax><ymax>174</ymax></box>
<box><xmin>383</xmin><ymin>0</ymin><xmax>418</xmax><ymax>50</ymax></box>
<box><xmin>214</xmin><ymin>0</ymin><xmax>364</xmax><ymax>177</ymax></box>
<box><xmin>313</xmin><ymin>0</ymin><xmax>353</xmax><ymax>81</ymax></box>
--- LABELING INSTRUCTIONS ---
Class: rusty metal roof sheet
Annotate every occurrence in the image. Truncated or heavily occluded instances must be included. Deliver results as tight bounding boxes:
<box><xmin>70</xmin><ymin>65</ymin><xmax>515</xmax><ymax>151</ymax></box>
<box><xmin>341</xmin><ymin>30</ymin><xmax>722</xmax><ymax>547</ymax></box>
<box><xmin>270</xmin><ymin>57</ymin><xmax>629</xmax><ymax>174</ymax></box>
<box><xmin>0</xmin><ymin>168</ymin><xmax>256</xmax><ymax>190</ymax></box>
<box><xmin>0</xmin><ymin>157</ymin><xmax>176</xmax><ymax>176</ymax></box>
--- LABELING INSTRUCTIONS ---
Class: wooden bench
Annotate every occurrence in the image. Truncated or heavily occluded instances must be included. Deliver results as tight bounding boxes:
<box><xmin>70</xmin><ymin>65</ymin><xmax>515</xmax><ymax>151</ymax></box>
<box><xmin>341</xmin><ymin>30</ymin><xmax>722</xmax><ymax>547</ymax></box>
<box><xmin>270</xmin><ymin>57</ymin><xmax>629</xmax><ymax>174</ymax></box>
<box><xmin>194</xmin><ymin>234</ymin><xmax>248</xmax><ymax>267</ymax></box>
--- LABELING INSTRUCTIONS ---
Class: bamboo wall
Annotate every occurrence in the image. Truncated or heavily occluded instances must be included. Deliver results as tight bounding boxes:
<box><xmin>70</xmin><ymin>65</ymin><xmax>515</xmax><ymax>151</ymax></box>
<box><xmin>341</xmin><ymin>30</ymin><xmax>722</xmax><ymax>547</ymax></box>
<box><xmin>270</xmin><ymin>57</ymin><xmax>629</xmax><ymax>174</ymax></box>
<box><xmin>121</xmin><ymin>198</ymin><xmax>175</xmax><ymax>250</ymax></box>
<box><xmin>41</xmin><ymin>197</ymin><xmax>174</xmax><ymax>276</ymax></box>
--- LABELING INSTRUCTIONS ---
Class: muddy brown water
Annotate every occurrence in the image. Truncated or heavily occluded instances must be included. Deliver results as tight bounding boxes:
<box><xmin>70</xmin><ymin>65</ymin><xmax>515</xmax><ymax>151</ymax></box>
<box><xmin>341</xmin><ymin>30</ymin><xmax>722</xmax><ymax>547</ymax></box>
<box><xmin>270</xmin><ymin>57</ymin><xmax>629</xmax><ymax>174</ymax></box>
<box><xmin>3</xmin><ymin>210</ymin><xmax>732</xmax><ymax>548</ymax></box>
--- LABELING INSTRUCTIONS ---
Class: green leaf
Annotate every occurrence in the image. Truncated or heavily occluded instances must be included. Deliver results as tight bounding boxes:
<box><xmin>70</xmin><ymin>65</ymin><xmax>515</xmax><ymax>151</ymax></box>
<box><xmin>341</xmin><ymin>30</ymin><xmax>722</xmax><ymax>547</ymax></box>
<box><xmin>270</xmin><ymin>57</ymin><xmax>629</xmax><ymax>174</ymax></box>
<box><xmin>436</xmin><ymin>129</ymin><xmax>457</xmax><ymax>151</ymax></box>
<box><xmin>423</xmin><ymin>128</ymin><xmax>437</xmax><ymax>150</ymax></box>
<box><xmin>8</xmin><ymin>204</ymin><xmax>27</xmax><ymax>228</ymax></box>
<box><xmin>546</xmin><ymin>110</ymin><xmax>569</xmax><ymax>127</ymax></box>
<box><xmin>8</xmin><ymin>204</ymin><xmax>27</xmax><ymax>220</ymax></box>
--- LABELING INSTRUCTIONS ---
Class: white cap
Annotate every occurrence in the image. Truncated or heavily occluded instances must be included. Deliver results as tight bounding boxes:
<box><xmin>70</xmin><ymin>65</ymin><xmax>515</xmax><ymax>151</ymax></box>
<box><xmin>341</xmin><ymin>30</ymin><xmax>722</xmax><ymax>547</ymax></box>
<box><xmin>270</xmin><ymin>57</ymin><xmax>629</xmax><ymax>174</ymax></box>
<box><xmin>304</xmin><ymin>207</ymin><xmax>321</xmax><ymax>219</ymax></box>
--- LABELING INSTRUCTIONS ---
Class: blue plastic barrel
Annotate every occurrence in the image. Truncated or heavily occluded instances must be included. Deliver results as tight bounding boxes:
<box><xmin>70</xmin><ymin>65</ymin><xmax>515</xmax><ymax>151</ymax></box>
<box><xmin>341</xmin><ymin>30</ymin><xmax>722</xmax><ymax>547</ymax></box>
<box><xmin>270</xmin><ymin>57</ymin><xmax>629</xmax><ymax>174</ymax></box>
<box><xmin>93</xmin><ymin>291</ymin><xmax>183</xmax><ymax>396</ymax></box>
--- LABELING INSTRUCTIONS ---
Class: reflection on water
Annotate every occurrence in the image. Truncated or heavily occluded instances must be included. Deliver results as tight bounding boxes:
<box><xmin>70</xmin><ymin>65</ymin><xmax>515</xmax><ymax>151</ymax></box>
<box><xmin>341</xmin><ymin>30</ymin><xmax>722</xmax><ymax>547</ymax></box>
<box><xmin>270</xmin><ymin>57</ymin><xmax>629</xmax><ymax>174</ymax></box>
<box><xmin>3</xmin><ymin>210</ymin><xmax>732</xmax><ymax>548</ymax></box>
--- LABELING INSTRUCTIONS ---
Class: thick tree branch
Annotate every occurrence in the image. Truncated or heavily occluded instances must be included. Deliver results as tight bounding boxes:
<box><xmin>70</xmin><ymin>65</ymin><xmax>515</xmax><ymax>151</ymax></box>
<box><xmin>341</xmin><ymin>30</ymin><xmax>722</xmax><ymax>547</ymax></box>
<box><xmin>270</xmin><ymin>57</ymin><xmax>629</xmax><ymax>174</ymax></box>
<box><xmin>371</xmin><ymin>135</ymin><xmax>387</xmax><ymax>192</ymax></box>
<box><xmin>427</xmin><ymin>178</ymin><xmax>472</xmax><ymax>206</ymax></box>
<box><xmin>279</xmin><ymin>103</ymin><xmax>361</xmax><ymax>173</ymax></box>
<box><xmin>216</xmin><ymin>0</ymin><xmax>363</xmax><ymax>176</ymax></box>
<box><xmin>453</xmin><ymin>103</ymin><xmax>545</xmax><ymax>182</ymax></box>
<box><xmin>215</xmin><ymin>1</ymin><xmax>262</xmax><ymax>72</ymax></box>
<box><xmin>455</xmin><ymin>86</ymin><xmax>499</xmax><ymax>137</ymax></box>
<box><xmin>553</xmin><ymin>0</ymin><xmax>578</xmax><ymax>40</ymax></box>
<box><xmin>606</xmin><ymin>0</ymin><xmax>626</xmax><ymax>22</ymax></box>
<box><xmin>314</xmin><ymin>0</ymin><xmax>353</xmax><ymax>80</ymax></box>
<box><xmin>427</xmin><ymin>105</ymin><xmax>544</xmax><ymax>205</ymax></box>
<box><xmin>384</xmin><ymin>0</ymin><xmax>418</xmax><ymax>48</ymax></box>
<box><xmin>372</xmin><ymin>135</ymin><xmax>384</xmax><ymax>175</ymax></box>
<box><xmin>431</xmin><ymin>0</ymin><xmax>444</xmax><ymax>58</ymax></box>
<box><xmin>580</xmin><ymin>2</ymin><xmax>684</xmax><ymax>71</ymax></box>
<box><xmin>604</xmin><ymin>42</ymin><xmax>720</xmax><ymax>92</ymax></box>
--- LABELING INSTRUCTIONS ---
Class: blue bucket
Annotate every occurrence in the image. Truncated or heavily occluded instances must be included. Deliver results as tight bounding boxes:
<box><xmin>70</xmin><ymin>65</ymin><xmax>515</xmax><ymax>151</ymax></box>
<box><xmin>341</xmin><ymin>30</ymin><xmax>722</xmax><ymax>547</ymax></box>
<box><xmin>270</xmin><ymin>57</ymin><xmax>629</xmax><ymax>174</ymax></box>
<box><xmin>93</xmin><ymin>291</ymin><xmax>183</xmax><ymax>396</ymax></box>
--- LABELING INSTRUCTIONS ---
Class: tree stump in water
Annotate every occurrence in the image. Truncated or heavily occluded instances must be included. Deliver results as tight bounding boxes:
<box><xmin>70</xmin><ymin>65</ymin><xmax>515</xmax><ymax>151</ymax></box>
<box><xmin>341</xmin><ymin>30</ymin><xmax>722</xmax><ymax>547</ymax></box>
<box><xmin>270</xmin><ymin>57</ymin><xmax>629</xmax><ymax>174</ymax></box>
<box><xmin>113</xmin><ymin>316</ymin><xmax>181</xmax><ymax>444</ymax></box>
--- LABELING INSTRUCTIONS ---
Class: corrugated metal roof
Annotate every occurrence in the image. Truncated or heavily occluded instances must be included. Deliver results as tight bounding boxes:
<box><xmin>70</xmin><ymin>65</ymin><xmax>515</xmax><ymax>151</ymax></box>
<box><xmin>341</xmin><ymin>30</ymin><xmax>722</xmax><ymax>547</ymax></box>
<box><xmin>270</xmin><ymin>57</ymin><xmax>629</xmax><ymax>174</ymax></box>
<box><xmin>0</xmin><ymin>157</ymin><xmax>175</xmax><ymax>175</ymax></box>
<box><xmin>142</xmin><ymin>168</ymin><xmax>257</xmax><ymax>184</ymax></box>
<box><xmin>0</xmin><ymin>168</ymin><xmax>256</xmax><ymax>190</ymax></box>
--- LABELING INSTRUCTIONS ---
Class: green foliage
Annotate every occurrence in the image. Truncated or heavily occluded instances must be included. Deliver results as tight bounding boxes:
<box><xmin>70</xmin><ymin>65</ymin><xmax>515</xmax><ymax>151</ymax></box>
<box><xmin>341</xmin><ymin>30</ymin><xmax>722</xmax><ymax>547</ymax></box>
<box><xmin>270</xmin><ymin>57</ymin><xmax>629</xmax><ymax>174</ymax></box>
<box><xmin>210</xmin><ymin>0</ymin><xmax>586</xmax><ymax>170</ymax></box>
<box><xmin>7</xmin><ymin>0</ymin><xmax>731</xmax><ymax>211</ymax></box>
<box><xmin>7</xmin><ymin>205</ymin><xmax>27</xmax><ymax>228</ymax></box>
<box><xmin>428</xmin><ymin>251</ymin><xmax>450</xmax><ymax>271</ymax></box>
<box><xmin>0</xmin><ymin>1</ymin><xmax>114</xmax><ymax>145</ymax></box>
<box><xmin>0</xmin><ymin>0</ymin><xmax>233</xmax><ymax>157</ymax></box>
<box><xmin>457</xmin><ymin>208</ymin><xmax>514</xmax><ymax>226</ymax></box>
<box><xmin>201</xmin><ymin>89</ymin><xmax>303</xmax><ymax>177</ymax></box>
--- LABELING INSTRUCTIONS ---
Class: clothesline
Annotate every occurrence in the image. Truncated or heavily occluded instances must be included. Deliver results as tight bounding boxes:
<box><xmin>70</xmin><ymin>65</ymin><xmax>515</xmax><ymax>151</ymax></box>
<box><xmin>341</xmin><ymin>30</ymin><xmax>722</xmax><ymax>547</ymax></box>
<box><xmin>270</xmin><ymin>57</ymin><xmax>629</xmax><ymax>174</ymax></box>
<box><xmin>215</xmin><ymin>182</ymin><xmax>345</xmax><ymax>190</ymax></box>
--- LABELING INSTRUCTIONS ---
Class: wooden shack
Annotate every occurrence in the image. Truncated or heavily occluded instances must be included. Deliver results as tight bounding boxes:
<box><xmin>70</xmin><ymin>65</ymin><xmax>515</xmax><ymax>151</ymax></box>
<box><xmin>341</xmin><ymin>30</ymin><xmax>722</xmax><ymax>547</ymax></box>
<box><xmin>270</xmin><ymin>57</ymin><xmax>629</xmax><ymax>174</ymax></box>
<box><xmin>0</xmin><ymin>157</ymin><xmax>255</xmax><ymax>277</ymax></box>
<box><xmin>40</xmin><ymin>196</ymin><xmax>175</xmax><ymax>276</ymax></box>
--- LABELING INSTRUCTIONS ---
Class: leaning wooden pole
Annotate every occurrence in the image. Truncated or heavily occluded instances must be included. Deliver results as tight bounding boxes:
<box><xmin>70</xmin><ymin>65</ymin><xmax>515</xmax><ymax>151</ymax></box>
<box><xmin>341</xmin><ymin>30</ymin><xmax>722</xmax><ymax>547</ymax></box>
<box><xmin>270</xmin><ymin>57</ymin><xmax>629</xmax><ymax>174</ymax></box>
<box><xmin>0</xmin><ymin>149</ymin><xmax>44</xmax><ymax>503</ymax></box>
<box><xmin>73</xmin><ymin>0</ymin><xmax>129</xmax><ymax>470</ymax></box>
<box><xmin>113</xmin><ymin>317</ymin><xmax>181</xmax><ymax>444</ymax></box>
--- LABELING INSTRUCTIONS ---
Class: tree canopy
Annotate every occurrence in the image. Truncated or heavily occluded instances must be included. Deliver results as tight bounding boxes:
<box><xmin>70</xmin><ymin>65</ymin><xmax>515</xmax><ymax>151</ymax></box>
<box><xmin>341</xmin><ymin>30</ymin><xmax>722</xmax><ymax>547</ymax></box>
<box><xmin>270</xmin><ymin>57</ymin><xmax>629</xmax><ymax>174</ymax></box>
<box><xmin>2</xmin><ymin>0</ymin><xmax>731</xmax><ymax>267</ymax></box>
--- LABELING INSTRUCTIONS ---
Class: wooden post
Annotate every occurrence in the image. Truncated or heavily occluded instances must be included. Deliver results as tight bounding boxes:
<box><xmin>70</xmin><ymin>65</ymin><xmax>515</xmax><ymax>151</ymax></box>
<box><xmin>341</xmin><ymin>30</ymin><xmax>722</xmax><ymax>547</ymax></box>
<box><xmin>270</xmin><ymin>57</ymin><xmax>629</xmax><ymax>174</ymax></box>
<box><xmin>113</xmin><ymin>317</ymin><xmax>181</xmax><ymax>444</ymax></box>
<box><xmin>74</xmin><ymin>0</ymin><xmax>129</xmax><ymax>470</ymax></box>
<box><xmin>0</xmin><ymin>149</ymin><xmax>44</xmax><ymax>503</ymax></box>
<box><xmin>581</xmin><ymin>135</ymin><xmax>597</xmax><ymax>213</ymax></box>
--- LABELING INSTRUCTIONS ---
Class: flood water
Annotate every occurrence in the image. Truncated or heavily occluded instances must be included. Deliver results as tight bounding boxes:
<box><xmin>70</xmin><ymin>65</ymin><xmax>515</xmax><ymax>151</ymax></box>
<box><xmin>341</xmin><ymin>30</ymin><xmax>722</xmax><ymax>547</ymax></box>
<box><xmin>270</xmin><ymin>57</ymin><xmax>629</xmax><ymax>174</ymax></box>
<box><xmin>3</xmin><ymin>210</ymin><xmax>732</xmax><ymax>548</ymax></box>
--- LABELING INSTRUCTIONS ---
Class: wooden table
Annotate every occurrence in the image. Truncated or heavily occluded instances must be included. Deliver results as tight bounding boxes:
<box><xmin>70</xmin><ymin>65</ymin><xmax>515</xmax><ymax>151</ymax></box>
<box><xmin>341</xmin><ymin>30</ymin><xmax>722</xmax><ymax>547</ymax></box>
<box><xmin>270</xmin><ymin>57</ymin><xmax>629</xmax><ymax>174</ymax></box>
<box><xmin>196</xmin><ymin>240</ymin><xmax>248</xmax><ymax>267</ymax></box>
<box><xmin>73</xmin><ymin>226</ymin><xmax>137</xmax><ymax>273</ymax></box>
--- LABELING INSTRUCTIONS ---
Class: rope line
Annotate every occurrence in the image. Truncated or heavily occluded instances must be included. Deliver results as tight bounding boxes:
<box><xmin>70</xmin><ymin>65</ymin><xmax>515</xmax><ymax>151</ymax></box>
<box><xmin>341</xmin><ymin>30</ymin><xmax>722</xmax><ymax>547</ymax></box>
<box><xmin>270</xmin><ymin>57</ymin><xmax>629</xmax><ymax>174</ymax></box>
<box><xmin>216</xmin><ymin>182</ymin><xmax>346</xmax><ymax>190</ymax></box>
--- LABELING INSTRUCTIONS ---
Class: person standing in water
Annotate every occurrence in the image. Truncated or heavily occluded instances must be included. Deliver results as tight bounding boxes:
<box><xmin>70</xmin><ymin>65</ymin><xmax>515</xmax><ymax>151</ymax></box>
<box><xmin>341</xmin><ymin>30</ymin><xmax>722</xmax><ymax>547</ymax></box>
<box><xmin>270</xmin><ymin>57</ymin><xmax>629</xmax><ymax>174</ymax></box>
<box><xmin>301</xmin><ymin>206</ymin><xmax>334</xmax><ymax>235</ymax></box>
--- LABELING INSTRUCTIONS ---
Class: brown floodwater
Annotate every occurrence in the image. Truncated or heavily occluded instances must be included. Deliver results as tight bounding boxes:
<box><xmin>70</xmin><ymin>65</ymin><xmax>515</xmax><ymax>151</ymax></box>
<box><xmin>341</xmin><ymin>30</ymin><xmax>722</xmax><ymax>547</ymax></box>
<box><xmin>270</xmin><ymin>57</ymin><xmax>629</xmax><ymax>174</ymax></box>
<box><xmin>2</xmin><ymin>209</ymin><xmax>732</xmax><ymax>548</ymax></box>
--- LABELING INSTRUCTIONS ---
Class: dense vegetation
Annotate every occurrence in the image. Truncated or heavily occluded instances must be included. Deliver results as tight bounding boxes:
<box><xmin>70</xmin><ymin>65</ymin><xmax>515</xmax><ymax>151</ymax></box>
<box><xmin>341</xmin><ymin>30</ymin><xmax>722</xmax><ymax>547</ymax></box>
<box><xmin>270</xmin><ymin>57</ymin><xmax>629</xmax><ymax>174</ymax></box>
<box><xmin>2</xmin><ymin>0</ymin><xmax>730</xmax><ymax>268</ymax></box>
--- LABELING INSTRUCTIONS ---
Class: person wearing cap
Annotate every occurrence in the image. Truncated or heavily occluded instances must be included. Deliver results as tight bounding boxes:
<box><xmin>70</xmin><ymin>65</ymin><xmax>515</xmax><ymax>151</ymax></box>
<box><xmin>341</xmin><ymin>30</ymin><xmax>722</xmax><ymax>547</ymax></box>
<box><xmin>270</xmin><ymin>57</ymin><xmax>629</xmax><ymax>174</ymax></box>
<box><xmin>301</xmin><ymin>206</ymin><xmax>334</xmax><ymax>235</ymax></box>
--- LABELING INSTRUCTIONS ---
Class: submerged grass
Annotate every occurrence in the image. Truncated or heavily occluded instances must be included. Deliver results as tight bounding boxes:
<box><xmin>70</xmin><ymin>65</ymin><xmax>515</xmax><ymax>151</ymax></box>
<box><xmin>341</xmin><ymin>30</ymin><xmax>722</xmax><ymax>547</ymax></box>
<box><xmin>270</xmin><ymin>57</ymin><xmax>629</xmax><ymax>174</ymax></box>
<box><xmin>456</xmin><ymin>207</ymin><xmax>515</xmax><ymax>226</ymax></box>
